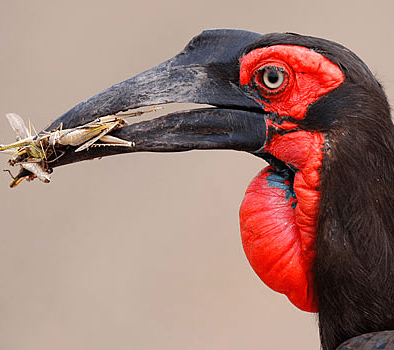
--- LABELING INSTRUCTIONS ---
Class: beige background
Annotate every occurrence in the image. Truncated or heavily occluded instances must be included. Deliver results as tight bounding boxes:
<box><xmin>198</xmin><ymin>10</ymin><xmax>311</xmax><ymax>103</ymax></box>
<box><xmin>0</xmin><ymin>1</ymin><xmax>393</xmax><ymax>349</ymax></box>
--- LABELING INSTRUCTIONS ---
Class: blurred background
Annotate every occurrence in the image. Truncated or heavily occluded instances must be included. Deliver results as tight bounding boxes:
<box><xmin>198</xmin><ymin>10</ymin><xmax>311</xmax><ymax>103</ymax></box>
<box><xmin>0</xmin><ymin>1</ymin><xmax>392</xmax><ymax>349</ymax></box>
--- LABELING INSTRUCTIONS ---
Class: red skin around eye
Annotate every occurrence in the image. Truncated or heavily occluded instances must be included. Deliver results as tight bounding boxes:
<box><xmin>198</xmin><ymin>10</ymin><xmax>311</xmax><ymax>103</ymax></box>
<box><xmin>239</xmin><ymin>45</ymin><xmax>344</xmax><ymax>119</ymax></box>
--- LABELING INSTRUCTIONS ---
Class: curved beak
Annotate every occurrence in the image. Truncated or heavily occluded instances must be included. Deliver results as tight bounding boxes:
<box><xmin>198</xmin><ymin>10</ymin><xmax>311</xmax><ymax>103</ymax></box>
<box><xmin>46</xmin><ymin>29</ymin><xmax>268</xmax><ymax>168</ymax></box>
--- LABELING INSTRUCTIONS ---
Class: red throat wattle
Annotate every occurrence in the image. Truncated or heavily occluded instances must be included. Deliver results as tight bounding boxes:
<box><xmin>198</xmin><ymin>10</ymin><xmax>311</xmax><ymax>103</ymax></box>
<box><xmin>238</xmin><ymin>45</ymin><xmax>344</xmax><ymax>312</ymax></box>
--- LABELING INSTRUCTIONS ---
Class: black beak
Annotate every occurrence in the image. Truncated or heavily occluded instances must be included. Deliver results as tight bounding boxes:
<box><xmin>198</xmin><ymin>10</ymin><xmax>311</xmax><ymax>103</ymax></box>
<box><xmin>46</xmin><ymin>29</ymin><xmax>268</xmax><ymax>168</ymax></box>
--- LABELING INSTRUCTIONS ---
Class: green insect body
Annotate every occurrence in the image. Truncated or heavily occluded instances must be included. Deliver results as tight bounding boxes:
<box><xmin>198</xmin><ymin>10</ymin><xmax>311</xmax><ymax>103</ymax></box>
<box><xmin>1</xmin><ymin>108</ymin><xmax>161</xmax><ymax>187</ymax></box>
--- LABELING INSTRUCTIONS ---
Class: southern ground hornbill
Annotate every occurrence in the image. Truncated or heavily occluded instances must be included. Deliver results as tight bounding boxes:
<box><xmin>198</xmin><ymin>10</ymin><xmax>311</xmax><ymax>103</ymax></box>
<box><xmin>40</xmin><ymin>29</ymin><xmax>394</xmax><ymax>349</ymax></box>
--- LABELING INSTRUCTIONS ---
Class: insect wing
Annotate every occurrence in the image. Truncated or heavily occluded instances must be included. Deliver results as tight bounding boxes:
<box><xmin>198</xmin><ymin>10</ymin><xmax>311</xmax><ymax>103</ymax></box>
<box><xmin>75</xmin><ymin>122</ymin><xmax>120</xmax><ymax>152</ymax></box>
<box><xmin>5</xmin><ymin>113</ymin><xmax>30</xmax><ymax>140</ymax></box>
<box><xmin>21</xmin><ymin>163</ymin><xmax>51</xmax><ymax>183</ymax></box>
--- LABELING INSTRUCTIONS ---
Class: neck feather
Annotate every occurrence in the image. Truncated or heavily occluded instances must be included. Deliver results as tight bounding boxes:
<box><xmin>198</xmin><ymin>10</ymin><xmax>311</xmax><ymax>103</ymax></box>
<box><xmin>316</xmin><ymin>118</ymin><xmax>394</xmax><ymax>350</ymax></box>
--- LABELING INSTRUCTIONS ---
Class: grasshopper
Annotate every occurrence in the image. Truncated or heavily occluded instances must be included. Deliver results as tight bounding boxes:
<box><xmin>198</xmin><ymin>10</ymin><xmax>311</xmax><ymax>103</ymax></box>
<box><xmin>1</xmin><ymin>107</ymin><xmax>160</xmax><ymax>187</ymax></box>
<box><xmin>0</xmin><ymin>113</ymin><xmax>48</xmax><ymax>162</ymax></box>
<box><xmin>47</xmin><ymin>114</ymin><xmax>135</xmax><ymax>152</ymax></box>
<box><xmin>1</xmin><ymin>113</ymin><xmax>51</xmax><ymax>187</ymax></box>
<box><xmin>44</xmin><ymin>108</ymin><xmax>164</xmax><ymax>152</ymax></box>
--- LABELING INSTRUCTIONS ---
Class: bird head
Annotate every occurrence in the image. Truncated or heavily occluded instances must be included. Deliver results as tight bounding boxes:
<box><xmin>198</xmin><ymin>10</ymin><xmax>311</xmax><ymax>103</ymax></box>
<box><xmin>46</xmin><ymin>29</ymin><xmax>394</xmax><ymax>350</ymax></box>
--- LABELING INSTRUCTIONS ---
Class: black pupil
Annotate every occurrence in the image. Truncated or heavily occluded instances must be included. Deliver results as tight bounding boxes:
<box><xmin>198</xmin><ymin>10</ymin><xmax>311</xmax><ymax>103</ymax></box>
<box><xmin>267</xmin><ymin>69</ymin><xmax>279</xmax><ymax>84</ymax></box>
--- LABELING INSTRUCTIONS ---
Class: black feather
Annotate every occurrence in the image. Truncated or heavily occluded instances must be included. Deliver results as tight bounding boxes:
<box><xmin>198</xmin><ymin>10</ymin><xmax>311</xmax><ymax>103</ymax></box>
<box><xmin>316</xmin><ymin>62</ymin><xmax>394</xmax><ymax>350</ymax></box>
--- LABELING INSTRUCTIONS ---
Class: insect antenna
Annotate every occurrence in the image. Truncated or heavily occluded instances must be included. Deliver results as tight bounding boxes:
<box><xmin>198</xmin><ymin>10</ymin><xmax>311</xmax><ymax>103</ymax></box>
<box><xmin>3</xmin><ymin>169</ymin><xmax>16</xmax><ymax>179</ymax></box>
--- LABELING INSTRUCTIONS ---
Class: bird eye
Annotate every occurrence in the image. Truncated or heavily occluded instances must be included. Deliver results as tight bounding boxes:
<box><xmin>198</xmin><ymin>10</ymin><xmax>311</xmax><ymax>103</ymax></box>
<box><xmin>252</xmin><ymin>65</ymin><xmax>290</xmax><ymax>97</ymax></box>
<box><xmin>260</xmin><ymin>66</ymin><xmax>285</xmax><ymax>90</ymax></box>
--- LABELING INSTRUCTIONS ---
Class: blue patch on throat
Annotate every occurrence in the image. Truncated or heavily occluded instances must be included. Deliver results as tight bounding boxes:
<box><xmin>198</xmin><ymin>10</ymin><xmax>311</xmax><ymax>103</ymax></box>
<box><xmin>266</xmin><ymin>169</ymin><xmax>297</xmax><ymax>209</ymax></box>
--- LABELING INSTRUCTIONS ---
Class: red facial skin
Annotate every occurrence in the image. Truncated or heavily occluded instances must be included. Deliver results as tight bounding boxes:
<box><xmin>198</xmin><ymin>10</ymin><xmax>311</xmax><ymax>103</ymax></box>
<box><xmin>239</xmin><ymin>45</ymin><xmax>344</xmax><ymax>119</ymax></box>
<box><xmin>238</xmin><ymin>45</ymin><xmax>344</xmax><ymax>312</ymax></box>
